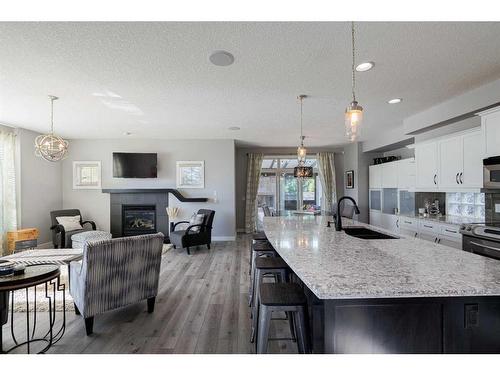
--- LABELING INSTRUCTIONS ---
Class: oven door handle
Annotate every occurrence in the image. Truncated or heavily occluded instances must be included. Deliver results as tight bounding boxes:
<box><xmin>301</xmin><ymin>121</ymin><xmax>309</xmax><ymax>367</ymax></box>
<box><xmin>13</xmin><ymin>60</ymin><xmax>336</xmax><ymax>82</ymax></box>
<box><xmin>470</xmin><ymin>241</ymin><xmax>500</xmax><ymax>252</ymax></box>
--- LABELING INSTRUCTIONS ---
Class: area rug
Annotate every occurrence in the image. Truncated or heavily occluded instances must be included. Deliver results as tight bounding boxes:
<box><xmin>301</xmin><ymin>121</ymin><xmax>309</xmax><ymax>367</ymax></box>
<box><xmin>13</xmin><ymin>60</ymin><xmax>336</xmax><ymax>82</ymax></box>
<box><xmin>12</xmin><ymin>244</ymin><xmax>173</xmax><ymax>313</ymax></box>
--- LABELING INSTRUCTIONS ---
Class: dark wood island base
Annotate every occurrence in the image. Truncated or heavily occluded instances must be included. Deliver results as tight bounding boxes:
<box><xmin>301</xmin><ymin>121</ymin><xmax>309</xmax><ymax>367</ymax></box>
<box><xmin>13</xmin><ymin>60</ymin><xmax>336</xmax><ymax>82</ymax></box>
<box><xmin>305</xmin><ymin>288</ymin><xmax>500</xmax><ymax>354</ymax></box>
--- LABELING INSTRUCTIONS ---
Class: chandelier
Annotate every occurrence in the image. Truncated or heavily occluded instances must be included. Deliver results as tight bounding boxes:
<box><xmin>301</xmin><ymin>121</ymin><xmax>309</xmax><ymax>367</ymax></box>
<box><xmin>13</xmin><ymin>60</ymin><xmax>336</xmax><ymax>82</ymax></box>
<box><xmin>294</xmin><ymin>95</ymin><xmax>313</xmax><ymax>178</ymax></box>
<box><xmin>35</xmin><ymin>95</ymin><xmax>69</xmax><ymax>162</ymax></box>
<box><xmin>345</xmin><ymin>22</ymin><xmax>363</xmax><ymax>142</ymax></box>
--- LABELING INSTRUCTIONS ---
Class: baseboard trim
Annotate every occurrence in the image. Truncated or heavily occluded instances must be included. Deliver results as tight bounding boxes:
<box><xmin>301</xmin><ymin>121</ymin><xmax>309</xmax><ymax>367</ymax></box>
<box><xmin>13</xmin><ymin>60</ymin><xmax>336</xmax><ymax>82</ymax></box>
<box><xmin>212</xmin><ymin>236</ymin><xmax>236</xmax><ymax>241</ymax></box>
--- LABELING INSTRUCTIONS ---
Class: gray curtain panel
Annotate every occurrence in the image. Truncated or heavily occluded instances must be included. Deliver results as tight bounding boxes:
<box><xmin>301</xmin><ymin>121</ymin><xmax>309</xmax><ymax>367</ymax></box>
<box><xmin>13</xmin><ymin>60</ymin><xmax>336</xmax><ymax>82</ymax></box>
<box><xmin>317</xmin><ymin>152</ymin><xmax>337</xmax><ymax>214</ymax></box>
<box><xmin>245</xmin><ymin>153</ymin><xmax>264</xmax><ymax>233</ymax></box>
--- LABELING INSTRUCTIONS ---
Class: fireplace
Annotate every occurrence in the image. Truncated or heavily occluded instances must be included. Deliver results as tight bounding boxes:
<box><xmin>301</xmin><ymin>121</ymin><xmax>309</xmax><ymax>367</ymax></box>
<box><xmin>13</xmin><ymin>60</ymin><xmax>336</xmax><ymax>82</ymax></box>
<box><xmin>122</xmin><ymin>205</ymin><xmax>157</xmax><ymax>236</ymax></box>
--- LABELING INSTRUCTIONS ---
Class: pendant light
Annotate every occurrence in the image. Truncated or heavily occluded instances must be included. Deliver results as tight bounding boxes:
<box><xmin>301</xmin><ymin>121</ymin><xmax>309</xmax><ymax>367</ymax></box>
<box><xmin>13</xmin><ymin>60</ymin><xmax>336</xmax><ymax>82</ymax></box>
<box><xmin>35</xmin><ymin>95</ymin><xmax>69</xmax><ymax>162</ymax></box>
<box><xmin>345</xmin><ymin>22</ymin><xmax>363</xmax><ymax>142</ymax></box>
<box><xmin>294</xmin><ymin>95</ymin><xmax>313</xmax><ymax>178</ymax></box>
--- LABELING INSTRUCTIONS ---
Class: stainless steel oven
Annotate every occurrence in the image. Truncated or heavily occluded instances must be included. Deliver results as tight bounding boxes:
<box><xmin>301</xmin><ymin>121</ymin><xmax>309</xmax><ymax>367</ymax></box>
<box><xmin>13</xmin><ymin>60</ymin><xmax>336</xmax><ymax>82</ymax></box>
<box><xmin>461</xmin><ymin>223</ymin><xmax>500</xmax><ymax>260</ymax></box>
<box><xmin>483</xmin><ymin>156</ymin><xmax>500</xmax><ymax>189</ymax></box>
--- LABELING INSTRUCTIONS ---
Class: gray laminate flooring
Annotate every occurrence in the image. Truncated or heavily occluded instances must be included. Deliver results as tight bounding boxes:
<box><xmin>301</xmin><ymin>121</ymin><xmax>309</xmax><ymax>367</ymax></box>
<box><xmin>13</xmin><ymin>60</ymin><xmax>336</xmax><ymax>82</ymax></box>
<box><xmin>2</xmin><ymin>235</ymin><xmax>298</xmax><ymax>354</ymax></box>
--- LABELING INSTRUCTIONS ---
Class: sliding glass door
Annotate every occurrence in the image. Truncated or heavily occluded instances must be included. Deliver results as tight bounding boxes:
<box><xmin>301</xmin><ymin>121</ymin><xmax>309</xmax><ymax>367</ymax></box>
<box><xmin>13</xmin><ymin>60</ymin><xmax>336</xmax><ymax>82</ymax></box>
<box><xmin>257</xmin><ymin>157</ymin><xmax>320</xmax><ymax>218</ymax></box>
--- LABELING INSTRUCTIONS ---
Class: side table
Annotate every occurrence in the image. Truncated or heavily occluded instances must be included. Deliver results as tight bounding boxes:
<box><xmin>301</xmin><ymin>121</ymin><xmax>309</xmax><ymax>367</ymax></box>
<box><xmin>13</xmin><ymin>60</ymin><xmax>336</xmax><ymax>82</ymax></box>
<box><xmin>0</xmin><ymin>265</ymin><xmax>65</xmax><ymax>354</ymax></box>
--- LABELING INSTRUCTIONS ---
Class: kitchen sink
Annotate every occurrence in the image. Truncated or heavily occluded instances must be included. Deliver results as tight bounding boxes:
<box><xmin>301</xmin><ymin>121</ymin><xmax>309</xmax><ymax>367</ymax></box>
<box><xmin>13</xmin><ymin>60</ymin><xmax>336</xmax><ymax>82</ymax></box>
<box><xmin>343</xmin><ymin>227</ymin><xmax>398</xmax><ymax>240</ymax></box>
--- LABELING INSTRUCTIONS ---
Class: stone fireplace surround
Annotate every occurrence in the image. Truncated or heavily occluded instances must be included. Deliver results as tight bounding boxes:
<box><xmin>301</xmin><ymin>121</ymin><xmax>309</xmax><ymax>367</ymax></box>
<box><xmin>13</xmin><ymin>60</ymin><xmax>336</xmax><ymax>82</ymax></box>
<box><xmin>103</xmin><ymin>189</ymin><xmax>208</xmax><ymax>241</ymax></box>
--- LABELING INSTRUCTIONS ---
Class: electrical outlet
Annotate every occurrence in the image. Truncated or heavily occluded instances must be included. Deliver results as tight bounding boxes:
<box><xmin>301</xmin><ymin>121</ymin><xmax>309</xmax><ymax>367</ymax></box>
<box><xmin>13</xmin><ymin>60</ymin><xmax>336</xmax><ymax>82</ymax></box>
<box><xmin>495</xmin><ymin>204</ymin><xmax>500</xmax><ymax>213</ymax></box>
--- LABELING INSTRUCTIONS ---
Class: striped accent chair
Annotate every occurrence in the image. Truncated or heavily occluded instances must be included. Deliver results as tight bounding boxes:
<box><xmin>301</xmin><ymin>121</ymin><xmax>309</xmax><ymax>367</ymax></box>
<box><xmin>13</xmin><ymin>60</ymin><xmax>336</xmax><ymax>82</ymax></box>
<box><xmin>70</xmin><ymin>233</ymin><xmax>164</xmax><ymax>335</ymax></box>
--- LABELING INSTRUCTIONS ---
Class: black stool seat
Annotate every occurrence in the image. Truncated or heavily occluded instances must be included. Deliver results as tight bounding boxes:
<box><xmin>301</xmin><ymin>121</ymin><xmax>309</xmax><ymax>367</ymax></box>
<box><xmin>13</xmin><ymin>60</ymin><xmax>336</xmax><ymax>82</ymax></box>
<box><xmin>255</xmin><ymin>257</ymin><xmax>288</xmax><ymax>270</ymax></box>
<box><xmin>253</xmin><ymin>232</ymin><xmax>268</xmax><ymax>241</ymax></box>
<box><xmin>252</xmin><ymin>242</ymin><xmax>274</xmax><ymax>251</ymax></box>
<box><xmin>259</xmin><ymin>283</ymin><xmax>307</xmax><ymax>307</ymax></box>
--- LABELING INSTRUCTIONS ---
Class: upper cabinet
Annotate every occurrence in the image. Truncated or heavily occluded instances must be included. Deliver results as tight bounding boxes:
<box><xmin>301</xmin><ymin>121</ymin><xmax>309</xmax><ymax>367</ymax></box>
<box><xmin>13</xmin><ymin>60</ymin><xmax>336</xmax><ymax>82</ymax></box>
<box><xmin>480</xmin><ymin>108</ymin><xmax>500</xmax><ymax>158</ymax></box>
<box><xmin>461</xmin><ymin>131</ymin><xmax>483</xmax><ymax>187</ymax></box>
<box><xmin>414</xmin><ymin>128</ymin><xmax>483</xmax><ymax>191</ymax></box>
<box><xmin>397</xmin><ymin>158</ymin><xmax>416</xmax><ymax>189</ymax></box>
<box><xmin>415</xmin><ymin>141</ymin><xmax>439</xmax><ymax>190</ymax></box>
<box><xmin>381</xmin><ymin>162</ymin><xmax>398</xmax><ymax>188</ymax></box>
<box><xmin>369</xmin><ymin>164</ymin><xmax>382</xmax><ymax>189</ymax></box>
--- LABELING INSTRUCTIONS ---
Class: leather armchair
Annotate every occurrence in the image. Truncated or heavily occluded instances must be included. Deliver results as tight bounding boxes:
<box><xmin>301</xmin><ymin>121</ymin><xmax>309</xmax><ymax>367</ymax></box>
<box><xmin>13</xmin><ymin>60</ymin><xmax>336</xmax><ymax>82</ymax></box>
<box><xmin>50</xmin><ymin>209</ymin><xmax>96</xmax><ymax>248</ymax></box>
<box><xmin>169</xmin><ymin>209</ymin><xmax>215</xmax><ymax>255</ymax></box>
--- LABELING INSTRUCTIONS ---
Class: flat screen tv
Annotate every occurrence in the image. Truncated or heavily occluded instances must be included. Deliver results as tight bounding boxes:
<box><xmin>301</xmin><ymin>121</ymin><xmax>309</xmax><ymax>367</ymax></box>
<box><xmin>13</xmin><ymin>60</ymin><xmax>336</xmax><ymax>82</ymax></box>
<box><xmin>113</xmin><ymin>152</ymin><xmax>157</xmax><ymax>178</ymax></box>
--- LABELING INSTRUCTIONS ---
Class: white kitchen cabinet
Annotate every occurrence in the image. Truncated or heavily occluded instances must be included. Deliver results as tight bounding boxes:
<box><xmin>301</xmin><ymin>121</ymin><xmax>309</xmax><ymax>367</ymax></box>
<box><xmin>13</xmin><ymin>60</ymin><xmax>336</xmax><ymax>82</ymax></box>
<box><xmin>397</xmin><ymin>158</ymin><xmax>416</xmax><ymax>189</ymax></box>
<box><xmin>399</xmin><ymin>216</ymin><xmax>419</xmax><ymax>238</ymax></box>
<box><xmin>369</xmin><ymin>210</ymin><xmax>382</xmax><ymax>227</ymax></box>
<box><xmin>437</xmin><ymin>224</ymin><xmax>462</xmax><ymax>249</ymax></box>
<box><xmin>418</xmin><ymin>220</ymin><xmax>440</xmax><ymax>243</ymax></box>
<box><xmin>438</xmin><ymin>135</ymin><xmax>463</xmax><ymax>189</ymax></box>
<box><xmin>369</xmin><ymin>164</ymin><xmax>382</xmax><ymax>189</ymax></box>
<box><xmin>381</xmin><ymin>162</ymin><xmax>398</xmax><ymax>188</ymax></box>
<box><xmin>415</xmin><ymin>141</ymin><xmax>439</xmax><ymax>190</ymax></box>
<box><xmin>480</xmin><ymin>107</ymin><xmax>500</xmax><ymax>158</ymax></box>
<box><xmin>380</xmin><ymin>213</ymin><xmax>400</xmax><ymax>234</ymax></box>
<box><xmin>462</xmin><ymin>131</ymin><xmax>483</xmax><ymax>188</ymax></box>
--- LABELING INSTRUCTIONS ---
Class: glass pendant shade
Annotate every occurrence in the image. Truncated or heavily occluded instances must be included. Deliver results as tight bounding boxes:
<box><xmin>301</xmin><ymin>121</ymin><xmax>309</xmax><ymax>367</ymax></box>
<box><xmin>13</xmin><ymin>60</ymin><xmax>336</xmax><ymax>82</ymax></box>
<box><xmin>345</xmin><ymin>100</ymin><xmax>363</xmax><ymax>142</ymax></box>
<box><xmin>294</xmin><ymin>165</ymin><xmax>313</xmax><ymax>178</ymax></box>
<box><xmin>297</xmin><ymin>144</ymin><xmax>307</xmax><ymax>163</ymax></box>
<box><xmin>34</xmin><ymin>95</ymin><xmax>69</xmax><ymax>162</ymax></box>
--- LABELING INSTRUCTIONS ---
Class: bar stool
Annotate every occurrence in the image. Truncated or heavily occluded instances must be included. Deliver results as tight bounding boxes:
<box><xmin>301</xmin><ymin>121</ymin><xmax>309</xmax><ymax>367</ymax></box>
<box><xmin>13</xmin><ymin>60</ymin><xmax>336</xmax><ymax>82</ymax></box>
<box><xmin>249</xmin><ymin>232</ymin><xmax>270</xmax><ymax>275</ymax></box>
<box><xmin>250</xmin><ymin>256</ymin><xmax>291</xmax><ymax>343</ymax></box>
<box><xmin>248</xmin><ymin>241</ymin><xmax>277</xmax><ymax>306</ymax></box>
<box><xmin>257</xmin><ymin>283</ymin><xmax>310</xmax><ymax>354</ymax></box>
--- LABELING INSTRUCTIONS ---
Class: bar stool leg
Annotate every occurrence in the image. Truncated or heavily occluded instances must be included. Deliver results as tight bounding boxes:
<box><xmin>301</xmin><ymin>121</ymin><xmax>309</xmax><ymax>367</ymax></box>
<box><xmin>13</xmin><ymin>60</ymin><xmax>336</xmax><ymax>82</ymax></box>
<box><xmin>257</xmin><ymin>305</ymin><xmax>272</xmax><ymax>354</ymax></box>
<box><xmin>250</xmin><ymin>268</ymin><xmax>263</xmax><ymax>343</ymax></box>
<box><xmin>248</xmin><ymin>250</ymin><xmax>257</xmax><ymax>306</ymax></box>
<box><xmin>294</xmin><ymin>306</ymin><xmax>310</xmax><ymax>354</ymax></box>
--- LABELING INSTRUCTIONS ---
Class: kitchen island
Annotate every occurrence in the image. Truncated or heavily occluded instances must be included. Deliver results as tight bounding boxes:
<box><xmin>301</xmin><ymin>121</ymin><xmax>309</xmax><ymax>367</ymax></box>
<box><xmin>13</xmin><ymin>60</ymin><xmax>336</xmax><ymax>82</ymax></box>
<box><xmin>263</xmin><ymin>215</ymin><xmax>500</xmax><ymax>353</ymax></box>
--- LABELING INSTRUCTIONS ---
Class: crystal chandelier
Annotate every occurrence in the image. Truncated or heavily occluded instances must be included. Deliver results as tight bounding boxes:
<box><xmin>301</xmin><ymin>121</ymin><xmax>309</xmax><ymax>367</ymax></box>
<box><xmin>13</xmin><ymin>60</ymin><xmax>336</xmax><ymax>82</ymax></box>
<box><xmin>35</xmin><ymin>95</ymin><xmax>69</xmax><ymax>162</ymax></box>
<box><xmin>294</xmin><ymin>95</ymin><xmax>313</xmax><ymax>178</ymax></box>
<box><xmin>345</xmin><ymin>22</ymin><xmax>363</xmax><ymax>142</ymax></box>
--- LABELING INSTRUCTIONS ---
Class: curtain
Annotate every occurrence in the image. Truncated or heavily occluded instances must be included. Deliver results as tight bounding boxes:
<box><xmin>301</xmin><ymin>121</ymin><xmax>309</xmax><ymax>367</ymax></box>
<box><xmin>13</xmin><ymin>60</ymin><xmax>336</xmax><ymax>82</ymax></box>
<box><xmin>317</xmin><ymin>152</ymin><xmax>337</xmax><ymax>215</ymax></box>
<box><xmin>244</xmin><ymin>153</ymin><xmax>263</xmax><ymax>233</ymax></box>
<box><xmin>0</xmin><ymin>130</ymin><xmax>17</xmax><ymax>255</ymax></box>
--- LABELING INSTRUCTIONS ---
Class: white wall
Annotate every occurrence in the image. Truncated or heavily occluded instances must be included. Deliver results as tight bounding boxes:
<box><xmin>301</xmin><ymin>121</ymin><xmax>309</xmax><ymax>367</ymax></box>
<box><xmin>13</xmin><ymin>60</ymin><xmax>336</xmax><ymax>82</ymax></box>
<box><xmin>15</xmin><ymin>128</ymin><xmax>63</xmax><ymax>244</ymax></box>
<box><xmin>61</xmin><ymin>139</ymin><xmax>236</xmax><ymax>240</ymax></box>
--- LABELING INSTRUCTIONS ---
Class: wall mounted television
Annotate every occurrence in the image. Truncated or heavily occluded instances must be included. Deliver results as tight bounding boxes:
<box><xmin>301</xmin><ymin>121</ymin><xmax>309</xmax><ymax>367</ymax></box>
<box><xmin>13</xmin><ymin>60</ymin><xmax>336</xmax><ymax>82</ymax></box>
<box><xmin>113</xmin><ymin>152</ymin><xmax>158</xmax><ymax>178</ymax></box>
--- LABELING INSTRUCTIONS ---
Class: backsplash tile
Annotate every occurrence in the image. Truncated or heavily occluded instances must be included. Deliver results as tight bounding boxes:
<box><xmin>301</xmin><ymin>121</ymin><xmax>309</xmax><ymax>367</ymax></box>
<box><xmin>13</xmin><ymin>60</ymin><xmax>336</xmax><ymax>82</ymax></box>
<box><xmin>415</xmin><ymin>192</ymin><xmax>446</xmax><ymax>215</ymax></box>
<box><xmin>446</xmin><ymin>192</ymin><xmax>484</xmax><ymax>219</ymax></box>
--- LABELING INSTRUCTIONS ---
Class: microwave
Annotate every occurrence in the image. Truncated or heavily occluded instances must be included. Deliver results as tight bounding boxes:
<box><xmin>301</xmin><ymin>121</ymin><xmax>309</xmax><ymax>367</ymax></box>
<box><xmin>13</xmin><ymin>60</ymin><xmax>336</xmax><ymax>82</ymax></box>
<box><xmin>484</xmin><ymin>156</ymin><xmax>500</xmax><ymax>189</ymax></box>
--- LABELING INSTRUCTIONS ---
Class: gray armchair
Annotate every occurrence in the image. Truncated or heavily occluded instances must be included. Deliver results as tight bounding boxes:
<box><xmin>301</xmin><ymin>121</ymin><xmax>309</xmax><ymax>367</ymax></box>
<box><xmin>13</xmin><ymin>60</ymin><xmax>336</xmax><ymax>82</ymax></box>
<box><xmin>70</xmin><ymin>233</ymin><xmax>164</xmax><ymax>335</ymax></box>
<box><xmin>50</xmin><ymin>209</ymin><xmax>96</xmax><ymax>248</ymax></box>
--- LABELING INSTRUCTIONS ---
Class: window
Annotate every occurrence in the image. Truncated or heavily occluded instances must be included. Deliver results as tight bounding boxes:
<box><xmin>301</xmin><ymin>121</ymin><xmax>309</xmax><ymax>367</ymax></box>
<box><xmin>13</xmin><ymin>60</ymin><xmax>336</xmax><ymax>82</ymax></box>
<box><xmin>257</xmin><ymin>156</ymin><xmax>321</xmax><ymax>222</ymax></box>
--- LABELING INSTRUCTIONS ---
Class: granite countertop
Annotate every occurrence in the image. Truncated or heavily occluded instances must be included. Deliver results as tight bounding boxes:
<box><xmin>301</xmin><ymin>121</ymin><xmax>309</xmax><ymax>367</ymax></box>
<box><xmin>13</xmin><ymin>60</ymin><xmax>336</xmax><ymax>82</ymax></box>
<box><xmin>399</xmin><ymin>213</ymin><xmax>478</xmax><ymax>225</ymax></box>
<box><xmin>263</xmin><ymin>215</ymin><xmax>500</xmax><ymax>300</ymax></box>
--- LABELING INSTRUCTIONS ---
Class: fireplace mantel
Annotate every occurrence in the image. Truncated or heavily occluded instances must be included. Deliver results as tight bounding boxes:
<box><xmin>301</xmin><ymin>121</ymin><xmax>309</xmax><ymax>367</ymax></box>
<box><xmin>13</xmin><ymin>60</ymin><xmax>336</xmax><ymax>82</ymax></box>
<box><xmin>102</xmin><ymin>188</ymin><xmax>208</xmax><ymax>202</ymax></box>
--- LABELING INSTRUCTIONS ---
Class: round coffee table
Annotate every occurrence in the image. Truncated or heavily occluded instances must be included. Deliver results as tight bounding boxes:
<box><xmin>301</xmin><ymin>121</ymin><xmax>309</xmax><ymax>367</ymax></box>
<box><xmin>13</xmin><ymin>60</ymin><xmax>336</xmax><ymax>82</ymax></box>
<box><xmin>0</xmin><ymin>265</ymin><xmax>66</xmax><ymax>354</ymax></box>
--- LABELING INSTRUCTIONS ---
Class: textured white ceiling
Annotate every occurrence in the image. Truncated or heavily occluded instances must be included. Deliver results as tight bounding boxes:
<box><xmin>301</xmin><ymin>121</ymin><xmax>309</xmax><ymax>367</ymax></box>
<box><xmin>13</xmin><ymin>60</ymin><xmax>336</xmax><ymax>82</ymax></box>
<box><xmin>1</xmin><ymin>22</ymin><xmax>500</xmax><ymax>147</ymax></box>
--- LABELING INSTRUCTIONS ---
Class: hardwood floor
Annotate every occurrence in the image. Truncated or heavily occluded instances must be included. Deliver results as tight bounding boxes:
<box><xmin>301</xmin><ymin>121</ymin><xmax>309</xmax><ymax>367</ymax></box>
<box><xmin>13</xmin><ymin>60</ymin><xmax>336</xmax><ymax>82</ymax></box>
<box><xmin>2</xmin><ymin>235</ymin><xmax>298</xmax><ymax>354</ymax></box>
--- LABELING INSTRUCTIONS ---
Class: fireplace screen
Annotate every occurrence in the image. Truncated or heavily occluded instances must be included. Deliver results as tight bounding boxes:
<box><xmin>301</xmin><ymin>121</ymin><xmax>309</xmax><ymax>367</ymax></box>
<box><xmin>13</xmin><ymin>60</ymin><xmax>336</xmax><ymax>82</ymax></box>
<box><xmin>122</xmin><ymin>205</ymin><xmax>156</xmax><ymax>235</ymax></box>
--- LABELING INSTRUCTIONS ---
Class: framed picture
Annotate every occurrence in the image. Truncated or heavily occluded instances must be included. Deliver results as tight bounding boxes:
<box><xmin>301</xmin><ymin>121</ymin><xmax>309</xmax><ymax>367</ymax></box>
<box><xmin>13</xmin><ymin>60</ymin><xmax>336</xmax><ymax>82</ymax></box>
<box><xmin>73</xmin><ymin>161</ymin><xmax>102</xmax><ymax>189</ymax></box>
<box><xmin>176</xmin><ymin>161</ymin><xmax>205</xmax><ymax>189</ymax></box>
<box><xmin>346</xmin><ymin>170</ymin><xmax>354</xmax><ymax>189</ymax></box>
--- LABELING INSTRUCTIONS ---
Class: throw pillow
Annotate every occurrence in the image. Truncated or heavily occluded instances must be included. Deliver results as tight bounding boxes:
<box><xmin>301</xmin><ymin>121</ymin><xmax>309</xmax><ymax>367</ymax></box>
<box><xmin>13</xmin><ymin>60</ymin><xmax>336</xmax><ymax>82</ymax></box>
<box><xmin>188</xmin><ymin>213</ymin><xmax>205</xmax><ymax>233</ymax></box>
<box><xmin>56</xmin><ymin>215</ymin><xmax>84</xmax><ymax>232</ymax></box>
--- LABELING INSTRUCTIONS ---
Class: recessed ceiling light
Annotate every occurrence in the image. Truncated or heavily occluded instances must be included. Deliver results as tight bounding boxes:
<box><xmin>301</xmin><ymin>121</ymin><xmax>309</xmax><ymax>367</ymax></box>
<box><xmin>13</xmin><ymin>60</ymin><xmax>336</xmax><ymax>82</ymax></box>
<box><xmin>355</xmin><ymin>61</ymin><xmax>375</xmax><ymax>72</ymax></box>
<box><xmin>387</xmin><ymin>98</ymin><xmax>403</xmax><ymax>104</ymax></box>
<box><xmin>209</xmin><ymin>50</ymin><xmax>235</xmax><ymax>66</ymax></box>
<box><xmin>228</xmin><ymin>126</ymin><xmax>240</xmax><ymax>131</ymax></box>
<box><xmin>124</xmin><ymin>132</ymin><xmax>133</xmax><ymax>136</ymax></box>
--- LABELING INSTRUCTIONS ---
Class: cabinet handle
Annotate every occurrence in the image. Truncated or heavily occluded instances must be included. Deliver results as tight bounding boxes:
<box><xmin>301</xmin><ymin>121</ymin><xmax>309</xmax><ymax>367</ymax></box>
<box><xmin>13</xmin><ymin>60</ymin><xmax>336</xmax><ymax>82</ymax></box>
<box><xmin>459</xmin><ymin>172</ymin><xmax>463</xmax><ymax>184</ymax></box>
<box><xmin>424</xmin><ymin>224</ymin><xmax>433</xmax><ymax>228</ymax></box>
<box><xmin>456</xmin><ymin>173</ymin><xmax>460</xmax><ymax>184</ymax></box>
<box><xmin>404</xmin><ymin>221</ymin><xmax>412</xmax><ymax>224</ymax></box>
<box><xmin>433</xmin><ymin>174</ymin><xmax>437</xmax><ymax>185</ymax></box>
<box><xmin>437</xmin><ymin>238</ymin><xmax>441</xmax><ymax>244</ymax></box>
<box><xmin>396</xmin><ymin>219</ymin><xmax>399</xmax><ymax>228</ymax></box>
<box><xmin>445</xmin><ymin>229</ymin><xmax>457</xmax><ymax>233</ymax></box>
